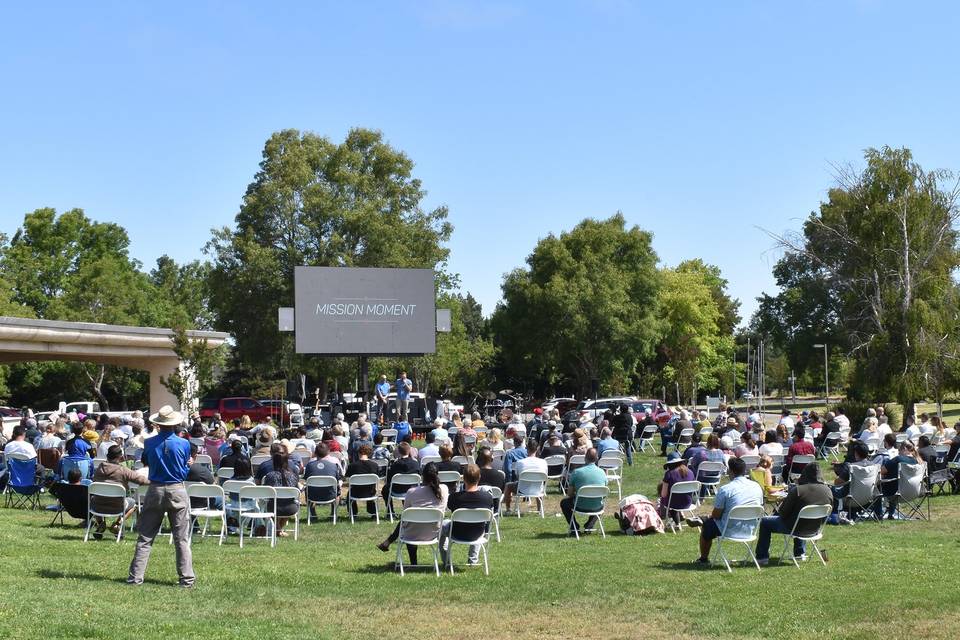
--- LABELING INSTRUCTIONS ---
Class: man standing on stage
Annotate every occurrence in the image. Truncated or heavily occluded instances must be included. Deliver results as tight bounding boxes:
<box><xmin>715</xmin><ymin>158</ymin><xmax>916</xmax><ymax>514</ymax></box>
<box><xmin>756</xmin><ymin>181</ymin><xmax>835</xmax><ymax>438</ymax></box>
<box><xmin>375</xmin><ymin>374</ymin><xmax>391</xmax><ymax>425</ymax></box>
<box><xmin>395</xmin><ymin>371</ymin><xmax>413</xmax><ymax>423</ymax></box>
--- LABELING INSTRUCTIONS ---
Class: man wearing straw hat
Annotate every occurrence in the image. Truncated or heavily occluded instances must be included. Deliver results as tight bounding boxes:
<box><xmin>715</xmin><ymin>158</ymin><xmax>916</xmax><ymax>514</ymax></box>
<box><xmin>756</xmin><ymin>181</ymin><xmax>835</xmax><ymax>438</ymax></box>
<box><xmin>127</xmin><ymin>405</ymin><xmax>195</xmax><ymax>588</ymax></box>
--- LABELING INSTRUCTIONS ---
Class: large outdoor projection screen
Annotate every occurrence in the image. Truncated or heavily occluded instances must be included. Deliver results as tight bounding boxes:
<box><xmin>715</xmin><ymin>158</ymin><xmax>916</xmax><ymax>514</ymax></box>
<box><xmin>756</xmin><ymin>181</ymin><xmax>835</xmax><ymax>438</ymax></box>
<box><xmin>294</xmin><ymin>266</ymin><xmax>436</xmax><ymax>355</ymax></box>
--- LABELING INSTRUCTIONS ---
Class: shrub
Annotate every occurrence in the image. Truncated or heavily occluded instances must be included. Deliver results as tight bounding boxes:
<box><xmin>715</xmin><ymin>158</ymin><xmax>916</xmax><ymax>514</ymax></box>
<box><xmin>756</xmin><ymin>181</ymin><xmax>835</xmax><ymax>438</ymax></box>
<box><xmin>829</xmin><ymin>401</ymin><xmax>900</xmax><ymax>429</ymax></box>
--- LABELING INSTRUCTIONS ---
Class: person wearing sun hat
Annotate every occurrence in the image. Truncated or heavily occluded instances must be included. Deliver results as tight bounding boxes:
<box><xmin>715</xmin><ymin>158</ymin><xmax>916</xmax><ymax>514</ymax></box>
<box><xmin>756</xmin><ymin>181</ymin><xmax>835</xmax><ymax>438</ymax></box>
<box><xmin>127</xmin><ymin>405</ymin><xmax>195</xmax><ymax>588</ymax></box>
<box><xmin>657</xmin><ymin>452</ymin><xmax>696</xmax><ymax>525</ymax></box>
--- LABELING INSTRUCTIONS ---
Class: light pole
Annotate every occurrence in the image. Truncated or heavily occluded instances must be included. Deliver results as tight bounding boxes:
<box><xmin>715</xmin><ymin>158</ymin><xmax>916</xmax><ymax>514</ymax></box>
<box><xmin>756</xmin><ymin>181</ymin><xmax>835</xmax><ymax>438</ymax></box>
<box><xmin>813</xmin><ymin>343</ymin><xmax>828</xmax><ymax>409</ymax></box>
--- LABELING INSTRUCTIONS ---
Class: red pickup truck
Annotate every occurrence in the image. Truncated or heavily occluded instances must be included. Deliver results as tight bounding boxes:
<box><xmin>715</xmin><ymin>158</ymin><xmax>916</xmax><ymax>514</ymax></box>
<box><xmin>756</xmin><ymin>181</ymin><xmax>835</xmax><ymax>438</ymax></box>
<box><xmin>199</xmin><ymin>397</ymin><xmax>283</xmax><ymax>424</ymax></box>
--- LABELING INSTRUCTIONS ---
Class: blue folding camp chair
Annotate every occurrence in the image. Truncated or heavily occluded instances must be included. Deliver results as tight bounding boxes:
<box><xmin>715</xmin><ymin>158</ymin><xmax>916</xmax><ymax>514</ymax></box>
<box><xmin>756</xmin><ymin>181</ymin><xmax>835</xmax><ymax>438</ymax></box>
<box><xmin>3</xmin><ymin>454</ymin><xmax>44</xmax><ymax>509</ymax></box>
<box><xmin>56</xmin><ymin>457</ymin><xmax>93</xmax><ymax>484</ymax></box>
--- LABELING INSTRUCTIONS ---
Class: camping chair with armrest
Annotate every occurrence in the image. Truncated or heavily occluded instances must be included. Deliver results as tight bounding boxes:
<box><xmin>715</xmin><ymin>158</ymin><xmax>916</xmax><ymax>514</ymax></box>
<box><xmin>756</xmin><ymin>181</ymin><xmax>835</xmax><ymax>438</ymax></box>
<box><xmin>48</xmin><ymin>482</ymin><xmax>89</xmax><ymax>527</ymax></box>
<box><xmin>4</xmin><ymin>453</ymin><xmax>44</xmax><ymax>510</ymax></box>
<box><xmin>897</xmin><ymin>461</ymin><xmax>930</xmax><ymax>521</ymax></box>
<box><xmin>845</xmin><ymin>463</ymin><xmax>881</xmax><ymax>523</ymax></box>
<box><xmin>713</xmin><ymin>504</ymin><xmax>765</xmax><ymax>573</ymax></box>
<box><xmin>447</xmin><ymin>508</ymin><xmax>495</xmax><ymax>575</ymax></box>
<box><xmin>778</xmin><ymin>504</ymin><xmax>832</xmax><ymax>567</ymax></box>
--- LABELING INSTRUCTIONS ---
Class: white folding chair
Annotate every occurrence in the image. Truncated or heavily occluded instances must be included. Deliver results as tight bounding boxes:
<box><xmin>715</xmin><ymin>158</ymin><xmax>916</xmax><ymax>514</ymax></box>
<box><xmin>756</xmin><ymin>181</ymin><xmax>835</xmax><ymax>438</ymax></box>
<box><xmin>740</xmin><ymin>454</ymin><xmax>761</xmax><ymax>471</ymax></box>
<box><xmin>452</xmin><ymin>456</ymin><xmax>471</xmax><ymax>467</ymax></box>
<box><xmin>636</xmin><ymin>424</ymin><xmax>658</xmax><ymax>453</ymax></box>
<box><xmin>665</xmin><ymin>480</ymin><xmax>702</xmax><ymax>533</ymax></box>
<box><xmin>305</xmin><ymin>476</ymin><xmax>340</xmax><ymax>525</ymax></box>
<box><xmin>380</xmin><ymin>429</ymin><xmax>398</xmax><ymax>446</ymax></box>
<box><xmin>437</xmin><ymin>470</ymin><xmax>463</xmax><ymax>494</ymax></box>
<box><xmin>273</xmin><ymin>486</ymin><xmax>302</xmax><ymax>540</ymax></box>
<box><xmin>396</xmin><ymin>507</ymin><xmax>444</xmax><ymax>576</ymax></box>
<box><xmin>216</xmin><ymin>467</ymin><xmax>235</xmax><ymax>483</ymax></box>
<box><xmin>251</xmin><ymin>454</ymin><xmax>270</xmax><ymax>473</ymax></box>
<box><xmin>419</xmin><ymin>455</ymin><xmax>442</xmax><ymax>467</ymax></box>
<box><xmin>788</xmin><ymin>455</ymin><xmax>816</xmax><ymax>482</ymax></box>
<box><xmin>187</xmin><ymin>483</ymin><xmax>227</xmax><ymax>545</ymax></box>
<box><xmin>387</xmin><ymin>473</ymin><xmax>421</xmax><ymax>522</ymax></box>
<box><xmin>696</xmin><ymin>461</ymin><xmax>725</xmax><ymax>497</ymax></box>
<box><xmin>481</xmin><ymin>485</ymin><xmax>504</xmax><ymax>542</ymax></box>
<box><xmin>671</xmin><ymin>428</ymin><xmax>694</xmax><ymax>453</ymax></box>
<box><xmin>560</xmin><ymin>455</ymin><xmax>586</xmax><ymax>493</ymax></box>
<box><xmin>817</xmin><ymin>433</ymin><xmax>842</xmax><ymax>461</ymax></box>
<box><xmin>598</xmin><ymin>457</ymin><xmax>623</xmax><ymax>501</ymax></box>
<box><xmin>84</xmin><ymin>482</ymin><xmax>129</xmax><ymax>543</ymax></box>
<box><xmin>347</xmin><ymin>473</ymin><xmax>381</xmax><ymax>524</ymax></box>
<box><xmin>713</xmin><ymin>504</ymin><xmax>765</xmax><ymax>572</ymax></box>
<box><xmin>778</xmin><ymin>503</ymin><xmax>831</xmax><ymax>567</ymax></box>
<box><xmin>514</xmin><ymin>470</ymin><xmax>547</xmax><ymax>518</ymax></box>
<box><xmin>544</xmin><ymin>455</ymin><xmax>566</xmax><ymax>491</ymax></box>
<box><xmin>195</xmin><ymin>454</ymin><xmax>213</xmax><ymax>470</ymax></box>
<box><xmin>237</xmin><ymin>486</ymin><xmax>277</xmax><ymax>548</ymax></box>
<box><xmin>567</xmin><ymin>485</ymin><xmax>609</xmax><ymax>540</ymax></box>
<box><xmin>447</xmin><ymin>508</ymin><xmax>494</xmax><ymax>575</ymax></box>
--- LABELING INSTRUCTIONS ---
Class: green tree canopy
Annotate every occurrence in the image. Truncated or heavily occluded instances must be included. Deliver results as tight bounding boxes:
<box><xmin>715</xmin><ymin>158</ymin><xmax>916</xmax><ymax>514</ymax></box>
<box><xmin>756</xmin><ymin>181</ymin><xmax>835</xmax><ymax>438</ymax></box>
<box><xmin>492</xmin><ymin>213</ymin><xmax>661</xmax><ymax>396</ymax></box>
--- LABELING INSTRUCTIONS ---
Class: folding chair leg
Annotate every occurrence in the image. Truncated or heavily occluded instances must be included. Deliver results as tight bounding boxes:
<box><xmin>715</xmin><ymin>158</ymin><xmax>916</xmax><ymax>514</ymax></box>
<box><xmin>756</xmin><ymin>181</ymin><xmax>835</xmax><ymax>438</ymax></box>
<box><xmin>598</xmin><ymin>517</ymin><xmax>606</xmax><ymax>539</ymax></box>
<box><xmin>744</xmin><ymin>542</ymin><xmax>761</xmax><ymax>571</ymax></box>
<box><xmin>396</xmin><ymin>542</ymin><xmax>404</xmax><ymax>576</ymax></box>
<box><xmin>433</xmin><ymin>545</ymin><xmax>440</xmax><ymax>577</ymax></box>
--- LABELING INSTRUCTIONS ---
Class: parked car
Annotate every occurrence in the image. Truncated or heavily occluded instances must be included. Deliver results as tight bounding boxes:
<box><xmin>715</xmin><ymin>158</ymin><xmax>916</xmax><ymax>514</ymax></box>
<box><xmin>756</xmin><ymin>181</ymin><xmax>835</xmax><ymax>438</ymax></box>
<box><xmin>631</xmin><ymin>399</ymin><xmax>670</xmax><ymax>425</ymax></box>
<box><xmin>562</xmin><ymin>396</ymin><xmax>638</xmax><ymax>427</ymax></box>
<box><xmin>259</xmin><ymin>400</ymin><xmax>304</xmax><ymax>427</ymax></box>
<box><xmin>199</xmin><ymin>397</ymin><xmax>278</xmax><ymax>424</ymax></box>
<box><xmin>539</xmin><ymin>397</ymin><xmax>578</xmax><ymax>415</ymax></box>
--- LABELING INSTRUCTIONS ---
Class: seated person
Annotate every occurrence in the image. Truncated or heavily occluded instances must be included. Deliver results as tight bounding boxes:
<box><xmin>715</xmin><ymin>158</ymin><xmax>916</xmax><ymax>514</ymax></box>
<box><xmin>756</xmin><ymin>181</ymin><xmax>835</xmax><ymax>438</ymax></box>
<box><xmin>304</xmin><ymin>442</ymin><xmax>342</xmax><ymax>516</ymax></box>
<box><xmin>345</xmin><ymin>444</ymin><xmax>380</xmax><ymax>516</ymax></box>
<box><xmin>419</xmin><ymin>431</ymin><xmax>441</xmax><ymax>459</ymax></box>
<box><xmin>90</xmin><ymin>444</ymin><xmax>146</xmax><ymax>538</ymax></box>
<box><xmin>657</xmin><ymin>452</ymin><xmax>696</xmax><ymax>525</ymax></box>
<box><xmin>749</xmin><ymin>454</ymin><xmax>786</xmax><ymax>502</ymax></box>
<box><xmin>561</xmin><ymin>448</ymin><xmax>608</xmax><ymax>534</ymax></box>
<box><xmin>755</xmin><ymin>463</ymin><xmax>833</xmax><ymax>564</ymax></box>
<box><xmin>260</xmin><ymin>449</ymin><xmax>301</xmax><ymax>537</ymax></box>
<box><xmin>595</xmin><ymin>428</ymin><xmax>620</xmax><ymax>458</ymax></box>
<box><xmin>503</xmin><ymin>439</ymin><xmax>547</xmax><ymax>511</ymax></box>
<box><xmin>694</xmin><ymin>457</ymin><xmax>763</xmax><ymax>566</ymax></box>
<box><xmin>440</xmin><ymin>464</ymin><xmax>495</xmax><ymax>565</ymax></box>
<box><xmin>784</xmin><ymin>428</ymin><xmax>815</xmax><ymax>482</ymax></box>
<box><xmin>377</xmin><ymin>462</ymin><xmax>448</xmax><ymax>562</ymax></box>
<box><xmin>476</xmin><ymin>447</ymin><xmax>505</xmax><ymax>492</ymax></box>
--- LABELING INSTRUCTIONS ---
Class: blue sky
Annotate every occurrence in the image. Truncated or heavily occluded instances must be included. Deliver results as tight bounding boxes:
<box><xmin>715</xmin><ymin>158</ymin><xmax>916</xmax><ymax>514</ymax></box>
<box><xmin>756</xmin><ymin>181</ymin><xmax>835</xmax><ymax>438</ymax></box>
<box><xmin>2</xmin><ymin>1</ymin><xmax>959</xmax><ymax>323</ymax></box>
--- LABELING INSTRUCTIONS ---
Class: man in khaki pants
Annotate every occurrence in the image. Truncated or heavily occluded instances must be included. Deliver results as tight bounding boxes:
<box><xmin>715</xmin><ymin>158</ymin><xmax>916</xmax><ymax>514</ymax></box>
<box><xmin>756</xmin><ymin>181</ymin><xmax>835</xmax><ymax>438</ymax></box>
<box><xmin>127</xmin><ymin>405</ymin><xmax>195</xmax><ymax>587</ymax></box>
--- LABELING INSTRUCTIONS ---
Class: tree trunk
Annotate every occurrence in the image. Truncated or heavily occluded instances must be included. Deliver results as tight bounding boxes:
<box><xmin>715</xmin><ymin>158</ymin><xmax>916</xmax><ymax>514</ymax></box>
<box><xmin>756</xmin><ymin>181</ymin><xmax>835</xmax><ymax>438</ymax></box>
<box><xmin>902</xmin><ymin>399</ymin><xmax>916</xmax><ymax>429</ymax></box>
<box><xmin>83</xmin><ymin>364</ymin><xmax>111</xmax><ymax>412</ymax></box>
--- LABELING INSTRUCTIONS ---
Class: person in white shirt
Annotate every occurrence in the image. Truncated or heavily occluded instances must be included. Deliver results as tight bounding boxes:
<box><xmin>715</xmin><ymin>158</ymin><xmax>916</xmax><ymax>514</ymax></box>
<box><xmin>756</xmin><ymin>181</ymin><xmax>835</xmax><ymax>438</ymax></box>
<box><xmin>918</xmin><ymin>413</ymin><xmax>935</xmax><ymax>436</ymax></box>
<box><xmin>288</xmin><ymin>426</ymin><xmax>316</xmax><ymax>454</ymax></box>
<box><xmin>4</xmin><ymin>426</ymin><xmax>38</xmax><ymax>459</ymax></box>
<box><xmin>502</xmin><ymin>440</ymin><xmax>547</xmax><ymax>511</ymax></box>
<box><xmin>834</xmin><ymin>410</ymin><xmax>850</xmax><ymax>431</ymax></box>
<box><xmin>429</xmin><ymin>418</ymin><xmax>449</xmax><ymax>443</ymax></box>
<box><xmin>904</xmin><ymin>416</ymin><xmax>922</xmax><ymax>441</ymax></box>
<box><xmin>778</xmin><ymin>410</ymin><xmax>794</xmax><ymax>433</ymax></box>
<box><xmin>419</xmin><ymin>431</ymin><xmax>441</xmax><ymax>459</ymax></box>
<box><xmin>758</xmin><ymin>430</ymin><xmax>783</xmax><ymax>457</ymax></box>
<box><xmin>877</xmin><ymin>418</ymin><xmax>893</xmax><ymax>437</ymax></box>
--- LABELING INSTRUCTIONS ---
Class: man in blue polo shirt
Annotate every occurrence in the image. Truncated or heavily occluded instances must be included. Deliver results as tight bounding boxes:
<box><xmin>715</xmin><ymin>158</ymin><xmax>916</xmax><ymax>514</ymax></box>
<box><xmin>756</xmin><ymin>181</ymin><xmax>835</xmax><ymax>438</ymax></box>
<box><xmin>375</xmin><ymin>374</ymin><xmax>391</xmax><ymax>425</ymax></box>
<box><xmin>395</xmin><ymin>371</ymin><xmax>412</xmax><ymax>423</ymax></box>
<box><xmin>127</xmin><ymin>405</ymin><xmax>195</xmax><ymax>588</ymax></box>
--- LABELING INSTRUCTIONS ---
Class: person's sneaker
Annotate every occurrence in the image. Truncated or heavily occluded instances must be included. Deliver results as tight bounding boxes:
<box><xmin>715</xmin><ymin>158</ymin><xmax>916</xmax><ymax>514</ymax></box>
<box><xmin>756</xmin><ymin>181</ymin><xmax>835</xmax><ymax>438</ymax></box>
<box><xmin>757</xmin><ymin>558</ymin><xmax>769</xmax><ymax>567</ymax></box>
<box><xmin>837</xmin><ymin>513</ymin><xmax>855</xmax><ymax>526</ymax></box>
<box><xmin>694</xmin><ymin>557</ymin><xmax>710</xmax><ymax>568</ymax></box>
<box><xmin>92</xmin><ymin>521</ymin><xmax>106</xmax><ymax>540</ymax></box>
<box><xmin>794</xmin><ymin>553</ymin><xmax>808</xmax><ymax>562</ymax></box>
<box><xmin>466</xmin><ymin>559</ymin><xmax>480</xmax><ymax>566</ymax></box>
<box><xmin>685</xmin><ymin>517</ymin><xmax>703</xmax><ymax>527</ymax></box>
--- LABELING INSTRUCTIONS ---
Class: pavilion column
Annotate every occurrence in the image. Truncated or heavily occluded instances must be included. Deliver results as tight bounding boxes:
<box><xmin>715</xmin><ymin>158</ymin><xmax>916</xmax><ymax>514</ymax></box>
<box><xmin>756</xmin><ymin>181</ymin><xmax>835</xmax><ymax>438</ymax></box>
<box><xmin>144</xmin><ymin>357</ymin><xmax>182</xmax><ymax>413</ymax></box>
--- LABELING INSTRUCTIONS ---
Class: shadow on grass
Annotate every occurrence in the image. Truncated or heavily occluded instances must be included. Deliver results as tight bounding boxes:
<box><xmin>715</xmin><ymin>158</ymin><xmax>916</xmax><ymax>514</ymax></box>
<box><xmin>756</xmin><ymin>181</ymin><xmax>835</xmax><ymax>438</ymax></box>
<box><xmin>36</xmin><ymin>569</ymin><xmax>167</xmax><ymax>586</ymax></box>
<box><xmin>352</xmin><ymin>563</ymin><xmax>442</xmax><ymax>575</ymax></box>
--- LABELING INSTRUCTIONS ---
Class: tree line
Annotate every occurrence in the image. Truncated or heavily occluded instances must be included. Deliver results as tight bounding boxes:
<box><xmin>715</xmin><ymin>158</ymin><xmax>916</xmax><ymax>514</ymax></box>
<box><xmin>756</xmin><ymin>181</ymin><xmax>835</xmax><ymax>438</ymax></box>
<box><xmin>3</xmin><ymin>133</ymin><xmax>949</xmax><ymax>414</ymax></box>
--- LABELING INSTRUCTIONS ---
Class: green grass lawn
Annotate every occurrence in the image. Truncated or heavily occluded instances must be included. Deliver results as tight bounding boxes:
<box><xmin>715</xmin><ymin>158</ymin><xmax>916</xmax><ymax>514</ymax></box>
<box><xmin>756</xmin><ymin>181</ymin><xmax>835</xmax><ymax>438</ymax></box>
<box><xmin>2</xmin><ymin>452</ymin><xmax>960</xmax><ymax>640</ymax></box>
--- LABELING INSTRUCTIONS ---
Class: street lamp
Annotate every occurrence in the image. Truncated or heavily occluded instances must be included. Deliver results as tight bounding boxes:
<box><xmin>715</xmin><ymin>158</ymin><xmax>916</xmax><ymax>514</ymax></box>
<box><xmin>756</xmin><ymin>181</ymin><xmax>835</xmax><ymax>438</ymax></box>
<box><xmin>813</xmin><ymin>343</ymin><xmax>828</xmax><ymax>409</ymax></box>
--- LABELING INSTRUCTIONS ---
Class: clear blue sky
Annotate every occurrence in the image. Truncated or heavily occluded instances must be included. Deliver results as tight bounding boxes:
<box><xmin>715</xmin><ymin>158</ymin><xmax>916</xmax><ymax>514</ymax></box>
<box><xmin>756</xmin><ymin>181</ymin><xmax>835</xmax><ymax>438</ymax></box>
<box><xmin>2</xmin><ymin>1</ymin><xmax>959</xmax><ymax>324</ymax></box>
